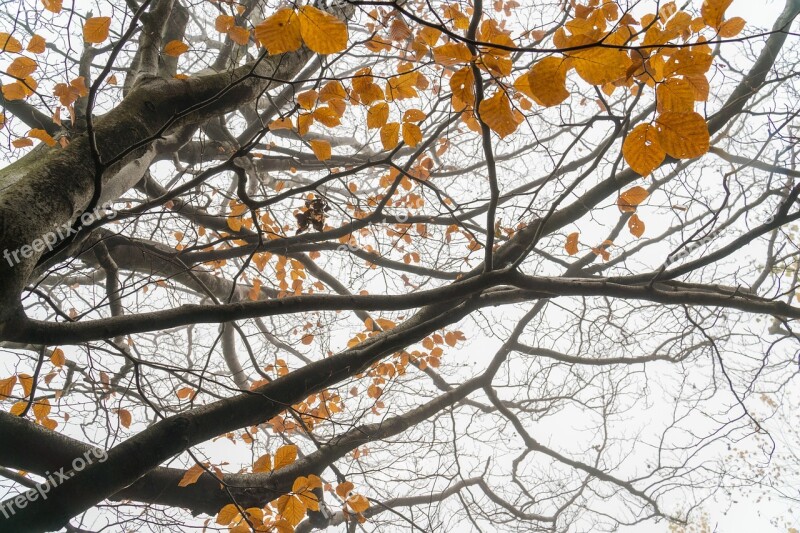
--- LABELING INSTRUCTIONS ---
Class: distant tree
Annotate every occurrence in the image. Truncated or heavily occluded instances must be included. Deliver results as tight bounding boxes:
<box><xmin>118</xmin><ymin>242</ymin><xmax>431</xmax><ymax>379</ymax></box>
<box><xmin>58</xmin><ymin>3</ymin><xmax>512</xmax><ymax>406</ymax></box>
<box><xmin>1</xmin><ymin>0</ymin><xmax>800</xmax><ymax>531</ymax></box>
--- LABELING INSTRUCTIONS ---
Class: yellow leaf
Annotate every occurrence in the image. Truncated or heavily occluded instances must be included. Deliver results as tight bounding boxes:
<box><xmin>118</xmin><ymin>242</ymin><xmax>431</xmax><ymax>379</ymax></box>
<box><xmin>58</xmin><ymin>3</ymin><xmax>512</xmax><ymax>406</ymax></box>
<box><xmin>570</xmin><ymin>45</ymin><xmax>631</xmax><ymax>86</ymax></box>
<box><xmin>27</xmin><ymin>35</ymin><xmax>46</xmax><ymax>54</ymax></box>
<box><xmin>380</xmin><ymin>122</ymin><xmax>400</xmax><ymax>150</ymax></box>
<box><xmin>319</xmin><ymin>80</ymin><xmax>346</xmax><ymax>103</ymax></box>
<box><xmin>40</xmin><ymin>0</ymin><xmax>62</xmax><ymax>13</ymax></box>
<box><xmin>450</xmin><ymin>67</ymin><xmax>475</xmax><ymax>109</ymax></box>
<box><xmin>565</xmin><ymin>232</ymin><xmax>579</xmax><ymax>255</ymax></box>
<box><xmin>366</xmin><ymin>102</ymin><xmax>389</xmax><ymax>129</ymax></box>
<box><xmin>41</xmin><ymin>417</ymin><xmax>57</xmax><ymax>430</ymax></box>
<box><xmin>718</xmin><ymin>16</ymin><xmax>746</xmax><ymax>37</ymax></box>
<box><xmin>628</xmin><ymin>214</ymin><xmax>645</xmax><ymax>238</ymax></box>
<box><xmin>50</xmin><ymin>347</ymin><xmax>65</xmax><ymax>367</ymax></box>
<box><xmin>256</xmin><ymin>9</ymin><xmax>302</xmax><ymax>54</ymax></box>
<box><xmin>215</xmin><ymin>15</ymin><xmax>235</xmax><ymax>33</ymax></box>
<box><xmin>228</xmin><ymin>26</ymin><xmax>250</xmax><ymax>46</ymax></box>
<box><xmin>402</xmin><ymin>122</ymin><xmax>422</xmax><ymax>147</ymax></box>
<box><xmin>701</xmin><ymin>0</ymin><xmax>733</xmax><ymax>29</ymax></box>
<box><xmin>655</xmin><ymin>111</ymin><xmax>709</xmax><ymax>159</ymax></box>
<box><xmin>0</xmin><ymin>33</ymin><xmax>23</xmax><ymax>53</ymax></box>
<box><xmin>298</xmin><ymin>5</ymin><xmax>348</xmax><ymax>55</ymax></box>
<box><xmin>310</xmin><ymin>140</ymin><xmax>331</xmax><ymax>161</ymax></box>
<box><xmin>0</xmin><ymin>376</ymin><xmax>16</xmax><ymax>399</ymax></box>
<box><xmin>656</xmin><ymin>78</ymin><xmax>695</xmax><ymax>113</ymax></box>
<box><xmin>478</xmin><ymin>91</ymin><xmax>519</xmax><ymax>138</ymax></box>
<box><xmin>0</xmin><ymin>113</ymin><xmax>4</xmax><ymax>131</ymax></box>
<box><xmin>684</xmin><ymin>75</ymin><xmax>710</xmax><ymax>101</ymax></box>
<box><xmin>163</xmin><ymin>40</ymin><xmax>189</xmax><ymax>57</ymax></box>
<box><xmin>83</xmin><ymin>17</ymin><xmax>111</xmax><ymax>44</ymax></box>
<box><xmin>216</xmin><ymin>503</ymin><xmax>240</xmax><ymax>525</ymax></box>
<box><xmin>385</xmin><ymin>71</ymin><xmax>418</xmax><ymax>101</ymax></box>
<box><xmin>116</xmin><ymin>408</ymin><xmax>132</xmax><ymax>428</ymax></box>
<box><xmin>418</xmin><ymin>26</ymin><xmax>441</xmax><ymax>47</ymax></box>
<box><xmin>277</xmin><ymin>494</ymin><xmax>306</xmax><ymax>526</ymax></box>
<box><xmin>227</xmin><ymin>202</ymin><xmax>247</xmax><ymax>232</ymax></box>
<box><xmin>296</xmin><ymin>90</ymin><xmax>317</xmax><ymax>110</ymax></box>
<box><xmin>269</xmin><ymin>117</ymin><xmax>294</xmax><ymax>131</ymax></box>
<box><xmin>9</xmin><ymin>401</ymin><xmax>27</xmax><ymax>415</ymax></box>
<box><xmin>7</xmin><ymin>57</ymin><xmax>37</xmax><ymax>78</ymax></box>
<box><xmin>29</xmin><ymin>128</ymin><xmax>56</xmax><ymax>147</ymax></box>
<box><xmin>2</xmin><ymin>80</ymin><xmax>34</xmax><ymax>100</ymax></box>
<box><xmin>253</xmin><ymin>453</ymin><xmax>272</xmax><ymax>473</ymax></box>
<box><xmin>312</xmin><ymin>106</ymin><xmax>340</xmax><ymax>127</ymax></box>
<box><xmin>347</xmin><ymin>494</ymin><xmax>370</xmax><ymax>513</ymax></box>
<box><xmin>617</xmin><ymin>186</ymin><xmax>649</xmax><ymax>213</ymax></box>
<box><xmin>336</xmin><ymin>481</ymin><xmax>354</xmax><ymax>498</ymax></box>
<box><xmin>622</xmin><ymin>124</ymin><xmax>666</xmax><ymax>177</ymax></box>
<box><xmin>178</xmin><ymin>463</ymin><xmax>205</xmax><ymax>487</ymax></box>
<box><xmin>432</xmin><ymin>43</ymin><xmax>472</xmax><ymax>66</ymax></box>
<box><xmin>517</xmin><ymin>57</ymin><xmax>568</xmax><ymax>107</ymax></box>
<box><xmin>273</xmin><ymin>444</ymin><xmax>297</xmax><ymax>470</ymax></box>
<box><xmin>297</xmin><ymin>112</ymin><xmax>313</xmax><ymax>135</ymax></box>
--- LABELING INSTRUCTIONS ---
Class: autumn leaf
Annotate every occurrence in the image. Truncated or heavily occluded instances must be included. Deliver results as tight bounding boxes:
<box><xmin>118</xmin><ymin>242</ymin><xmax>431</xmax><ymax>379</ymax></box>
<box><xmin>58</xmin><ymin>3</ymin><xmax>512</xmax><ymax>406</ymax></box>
<box><xmin>83</xmin><ymin>17</ymin><xmax>111</xmax><ymax>44</ymax></box>
<box><xmin>116</xmin><ymin>408</ymin><xmax>132</xmax><ymax>428</ymax></box>
<box><xmin>701</xmin><ymin>0</ymin><xmax>733</xmax><ymax>29</ymax></box>
<box><xmin>26</xmin><ymin>35</ymin><xmax>46</xmax><ymax>54</ymax></box>
<box><xmin>478</xmin><ymin>91</ymin><xmax>519</xmax><ymax>138</ymax></box>
<box><xmin>622</xmin><ymin>124</ymin><xmax>666</xmax><ymax>177</ymax></box>
<box><xmin>163</xmin><ymin>40</ymin><xmax>189</xmax><ymax>57</ymax></box>
<box><xmin>309</xmin><ymin>140</ymin><xmax>331</xmax><ymax>161</ymax></box>
<box><xmin>402</xmin><ymin>122</ymin><xmax>422</xmax><ymax>147</ymax></box>
<box><xmin>228</xmin><ymin>26</ymin><xmax>250</xmax><ymax>46</ymax></box>
<box><xmin>40</xmin><ymin>0</ymin><xmax>62</xmax><ymax>13</ymax></box>
<box><xmin>178</xmin><ymin>463</ymin><xmax>206</xmax><ymax>487</ymax></box>
<box><xmin>617</xmin><ymin>186</ymin><xmax>649</xmax><ymax>213</ymax></box>
<box><xmin>29</xmin><ymin>128</ymin><xmax>56</xmax><ymax>147</ymax></box>
<box><xmin>336</xmin><ymin>481</ymin><xmax>354</xmax><ymax>499</ymax></box>
<box><xmin>367</xmin><ymin>102</ymin><xmax>389</xmax><ymax>129</ymax></box>
<box><xmin>216</xmin><ymin>503</ymin><xmax>239</xmax><ymax>525</ymax></box>
<box><xmin>215</xmin><ymin>15</ymin><xmax>235</xmax><ymax>33</ymax></box>
<box><xmin>565</xmin><ymin>232</ymin><xmax>579</xmax><ymax>255</ymax></box>
<box><xmin>380</xmin><ymin>122</ymin><xmax>401</xmax><ymax>150</ymax></box>
<box><xmin>7</xmin><ymin>57</ymin><xmax>37</xmax><ymax>78</ymax></box>
<box><xmin>656</xmin><ymin>78</ymin><xmax>695</xmax><ymax>113</ymax></box>
<box><xmin>628</xmin><ymin>214</ymin><xmax>645</xmax><ymax>238</ymax></box>
<box><xmin>0</xmin><ymin>376</ymin><xmax>16</xmax><ymax>399</ymax></box>
<box><xmin>402</xmin><ymin>109</ymin><xmax>426</xmax><ymax>122</ymax></box>
<box><xmin>432</xmin><ymin>43</ymin><xmax>472</xmax><ymax>66</ymax></box>
<box><xmin>256</xmin><ymin>9</ymin><xmax>302</xmax><ymax>54</ymax></box>
<box><xmin>0</xmin><ymin>33</ymin><xmax>23</xmax><ymax>53</ymax></box>
<box><xmin>50</xmin><ymin>347</ymin><xmax>65</xmax><ymax>367</ymax></box>
<box><xmin>517</xmin><ymin>57</ymin><xmax>569</xmax><ymax>107</ymax></box>
<box><xmin>298</xmin><ymin>5</ymin><xmax>348</xmax><ymax>55</ymax></box>
<box><xmin>18</xmin><ymin>374</ymin><xmax>32</xmax><ymax>397</ymax></box>
<box><xmin>253</xmin><ymin>453</ymin><xmax>272</xmax><ymax>473</ymax></box>
<box><xmin>32</xmin><ymin>398</ymin><xmax>50</xmax><ymax>420</ymax></box>
<box><xmin>655</xmin><ymin>111</ymin><xmax>709</xmax><ymax>159</ymax></box>
<box><xmin>718</xmin><ymin>17</ymin><xmax>746</xmax><ymax>38</ymax></box>
<box><xmin>12</xmin><ymin>137</ymin><xmax>33</xmax><ymax>148</ymax></box>
<box><xmin>273</xmin><ymin>444</ymin><xmax>297</xmax><ymax>470</ymax></box>
<box><xmin>277</xmin><ymin>494</ymin><xmax>306</xmax><ymax>526</ymax></box>
<box><xmin>347</xmin><ymin>494</ymin><xmax>370</xmax><ymax>513</ymax></box>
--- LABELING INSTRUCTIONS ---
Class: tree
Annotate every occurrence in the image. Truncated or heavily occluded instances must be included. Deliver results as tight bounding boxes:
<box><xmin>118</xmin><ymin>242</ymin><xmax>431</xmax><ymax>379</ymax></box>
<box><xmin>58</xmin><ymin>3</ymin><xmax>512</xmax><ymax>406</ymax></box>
<box><xmin>1</xmin><ymin>0</ymin><xmax>800</xmax><ymax>531</ymax></box>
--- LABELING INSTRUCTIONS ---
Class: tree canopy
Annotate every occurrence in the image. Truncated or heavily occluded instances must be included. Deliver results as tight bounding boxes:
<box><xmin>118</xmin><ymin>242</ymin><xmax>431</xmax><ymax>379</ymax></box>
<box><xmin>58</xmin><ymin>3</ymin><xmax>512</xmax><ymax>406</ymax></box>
<box><xmin>1</xmin><ymin>0</ymin><xmax>800</xmax><ymax>531</ymax></box>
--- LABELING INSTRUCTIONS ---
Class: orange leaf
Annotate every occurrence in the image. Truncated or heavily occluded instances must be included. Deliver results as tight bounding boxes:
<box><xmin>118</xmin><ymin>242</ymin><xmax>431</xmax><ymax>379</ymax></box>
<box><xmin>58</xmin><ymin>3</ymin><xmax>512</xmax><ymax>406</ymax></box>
<box><xmin>253</xmin><ymin>453</ymin><xmax>272</xmax><ymax>473</ymax></box>
<box><xmin>655</xmin><ymin>111</ymin><xmax>709</xmax><ymax>159</ymax></box>
<box><xmin>402</xmin><ymin>122</ymin><xmax>422</xmax><ymax>147</ymax></box>
<box><xmin>478</xmin><ymin>91</ymin><xmax>519</xmax><ymax>138</ymax></box>
<box><xmin>0</xmin><ymin>33</ymin><xmax>23</xmax><ymax>53</ymax></box>
<box><xmin>40</xmin><ymin>0</ymin><xmax>62</xmax><ymax>13</ymax></box>
<box><xmin>380</xmin><ymin>122</ymin><xmax>400</xmax><ymax>150</ymax></box>
<box><xmin>622</xmin><ymin>124</ymin><xmax>665</xmax><ymax>177</ymax></box>
<box><xmin>298</xmin><ymin>5</ymin><xmax>348</xmax><ymax>55</ymax></box>
<box><xmin>656</xmin><ymin>78</ymin><xmax>695</xmax><ymax>113</ymax></box>
<box><xmin>269</xmin><ymin>117</ymin><xmax>294</xmax><ymax>131</ymax></box>
<box><xmin>83</xmin><ymin>17</ymin><xmax>111</xmax><ymax>44</ymax></box>
<box><xmin>18</xmin><ymin>374</ymin><xmax>33</xmax><ymax>397</ymax></box>
<box><xmin>516</xmin><ymin>57</ymin><xmax>568</xmax><ymax>107</ymax></box>
<box><xmin>402</xmin><ymin>109</ymin><xmax>426</xmax><ymax>122</ymax></box>
<box><xmin>565</xmin><ymin>232</ymin><xmax>579</xmax><ymax>255</ymax></box>
<box><xmin>163</xmin><ymin>40</ymin><xmax>189</xmax><ymax>57</ymax></box>
<box><xmin>335</xmin><ymin>481</ymin><xmax>354</xmax><ymax>499</ymax></box>
<box><xmin>32</xmin><ymin>398</ymin><xmax>50</xmax><ymax>420</ymax></box>
<box><xmin>0</xmin><ymin>376</ymin><xmax>16</xmax><ymax>399</ymax></box>
<box><xmin>367</xmin><ymin>102</ymin><xmax>389</xmax><ymax>129</ymax></box>
<box><xmin>277</xmin><ymin>494</ymin><xmax>306</xmax><ymax>526</ymax></box>
<box><xmin>256</xmin><ymin>9</ymin><xmax>302</xmax><ymax>54</ymax></box>
<box><xmin>9</xmin><ymin>401</ymin><xmax>27</xmax><ymax>415</ymax></box>
<box><xmin>309</xmin><ymin>140</ymin><xmax>331</xmax><ymax>161</ymax></box>
<box><xmin>432</xmin><ymin>42</ymin><xmax>472</xmax><ymax>66</ymax></box>
<box><xmin>50</xmin><ymin>347</ymin><xmax>65</xmax><ymax>367</ymax></box>
<box><xmin>296</xmin><ymin>90</ymin><xmax>317</xmax><ymax>110</ymax></box>
<box><xmin>216</xmin><ymin>503</ymin><xmax>239</xmax><ymax>525</ymax></box>
<box><xmin>178</xmin><ymin>463</ymin><xmax>205</xmax><ymax>487</ymax></box>
<box><xmin>116</xmin><ymin>408</ymin><xmax>132</xmax><ymax>428</ymax></box>
<box><xmin>228</xmin><ymin>26</ymin><xmax>250</xmax><ymax>46</ymax></box>
<box><xmin>628</xmin><ymin>214</ymin><xmax>645</xmax><ymax>238</ymax></box>
<box><xmin>12</xmin><ymin>137</ymin><xmax>33</xmax><ymax>148</ymax></box>
<box><xmin>29</xmin><ymin>128</ymin><xmax>56</xmax><ymax>147</ymax></box>
<box><xmin>347</xmin><ymin>494</ymin><xmax>370</xmax><ymax>513</ymax></box>
<box><xmin>7</xmin><ymin>57</ymin><xmax>37</xmax><ymax>78</ymax></box>
<box><xmin>718</xmin><ymin>16</ymin><xmax>745</xmax><ymax>37</ymax></box>
<box><xmin>27</xmin><ymin>35</ymin><xmax>46</xmax><ymax>54</ymax></box>
<box><xmin>617</xmin><ymin>186</ymin><xmax>649</xmax><ymax>213</ymax></box>
<box><xmin>701</xmin><ymin>0</ymin><xmax>733</xmax><ymax>29</ymax></box>
<box><xmin>274</xmin><ymin>444</ymin><xmax>298</xmax><ymax>470</ymax></box>
<box><xmin>215</xmin><ymin>15</ymin><xmax>235</xmax><ymax>33</ymax></box>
